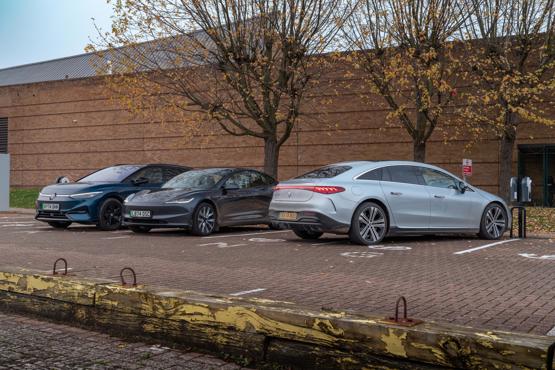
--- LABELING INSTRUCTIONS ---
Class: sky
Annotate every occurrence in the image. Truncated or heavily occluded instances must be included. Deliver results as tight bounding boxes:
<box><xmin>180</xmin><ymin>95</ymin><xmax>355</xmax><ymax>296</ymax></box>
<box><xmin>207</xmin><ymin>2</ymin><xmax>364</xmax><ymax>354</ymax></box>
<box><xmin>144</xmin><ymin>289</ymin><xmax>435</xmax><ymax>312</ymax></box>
<box><xmin>0</xmin><ymin>0</ymin><xmax>113</xmax><ymax>69</ymax></box>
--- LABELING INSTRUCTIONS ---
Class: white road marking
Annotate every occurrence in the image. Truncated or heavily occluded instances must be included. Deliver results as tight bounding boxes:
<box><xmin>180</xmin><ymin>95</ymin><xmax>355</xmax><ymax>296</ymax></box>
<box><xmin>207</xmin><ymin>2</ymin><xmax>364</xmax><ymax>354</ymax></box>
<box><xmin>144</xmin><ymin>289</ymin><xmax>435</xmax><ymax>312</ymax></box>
<box><xmin>340</xmin><ymin>251</ymin><xmax>383</xmax><ymax>258</ymax></box>
<box><xmin>454</xmin><ymin>239</ymin><xmax>519</xmax><ymax>255</ymax></box>
<box><xmin>518</xmin><ymin>253</ymin><xmax>555</xmax><ymax>260</ymax></box>
<box><xmin>201</xmin><ymin>230</ymin><xmax>289</xmax><ymax>239</ymax></box>
<box><xmin>368</xmin><ymin>245</ymin><xmax>412</xmax><ymax>251</ymax></box>
<box><xmin>102</xmin><ymin>236</ymin><xmax>131</xmax><ymax>240</ymax></box>
<box><xmin>0</xmin><ymin>221</ymin><xmax>40</xmax><ymax>224</ymax></box>
<box><xmin>1</xmin><ymin>224</ymin><xmax>37</xmax><ymax>227</ymax></box>
<box><xmin>248</xmin><ymin>237</ymin><xmax>285</xmax><ymax>243</ymax></box>
<box><xmin>547</xmin><ymin>326</ymin><xmax>555</xmax><ymax>336</ymax></box>
<box><xmin>229</xmin><ymin>288</ymin><xmax>266</xmax><ymax>296</ymax></box>
<box><xmin>199</xmin><ymin>242</ymin><xmax>248</xmax><ymax>248</ymax></box>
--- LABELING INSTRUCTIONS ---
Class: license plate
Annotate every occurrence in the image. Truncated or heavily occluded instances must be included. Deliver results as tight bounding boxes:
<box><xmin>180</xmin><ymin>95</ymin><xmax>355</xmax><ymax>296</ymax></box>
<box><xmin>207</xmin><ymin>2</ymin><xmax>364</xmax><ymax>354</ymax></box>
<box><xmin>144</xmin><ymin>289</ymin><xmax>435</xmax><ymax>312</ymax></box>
<box><xmin>279</xmin><ymin>211</ymin><xmax>298</xmax><ymax>221</ymax></box>
<box><xmin>42</xmin><ymin>203</ymin><xmax>59</xmax><ymax>211</ymax></box>
<box><xmin>130</xmin><ymin>210</ymin><xmax>152</xmax><ymax>218</ymax></box>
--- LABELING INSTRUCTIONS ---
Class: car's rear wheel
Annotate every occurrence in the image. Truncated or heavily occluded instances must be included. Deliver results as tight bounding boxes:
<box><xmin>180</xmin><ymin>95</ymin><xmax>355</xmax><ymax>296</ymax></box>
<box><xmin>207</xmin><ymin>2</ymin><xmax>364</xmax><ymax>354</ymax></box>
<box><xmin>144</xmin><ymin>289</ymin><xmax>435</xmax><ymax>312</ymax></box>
<box><xmin>349</xmin><ymin>201</ymin><xmax>388</xmax><ymax>245</ymax></box>
<box><xmin>97</xmin><ymin>198</ymin><xmax>123</xmax><ymax>231</ymax></box>
<box><xmin>129</xmin><ymin>226</ymin><xmax>152</xmax><ymax>234</ymax></box>
<box><xmin>192</xmin><ymin>202</ymin><xmax>217</xmax><ymax>236</ymax></box>
<box><xmin>293</xmin><ymin>228</ymin><xmax>323</xmax><ymax>240</ymax></box>
<box><xmin>47</xmin><ymin>221</ymin><xmax>71</xmax><ymax>229</ymax></box>
<box><xmin>479</xmin><ymin>203</ymin><xmax>507</xmax><ymax>240</ymax></box>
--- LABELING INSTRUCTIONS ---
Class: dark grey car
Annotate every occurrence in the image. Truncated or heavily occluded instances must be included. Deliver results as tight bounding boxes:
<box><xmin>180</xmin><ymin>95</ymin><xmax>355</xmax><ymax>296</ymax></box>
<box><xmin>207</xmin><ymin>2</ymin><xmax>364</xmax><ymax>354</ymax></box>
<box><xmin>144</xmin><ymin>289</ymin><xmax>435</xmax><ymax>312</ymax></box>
<box><xmin>123</xmin><ymin>168</ymin><xmax>277</xmax><ymax>235</ymax></box>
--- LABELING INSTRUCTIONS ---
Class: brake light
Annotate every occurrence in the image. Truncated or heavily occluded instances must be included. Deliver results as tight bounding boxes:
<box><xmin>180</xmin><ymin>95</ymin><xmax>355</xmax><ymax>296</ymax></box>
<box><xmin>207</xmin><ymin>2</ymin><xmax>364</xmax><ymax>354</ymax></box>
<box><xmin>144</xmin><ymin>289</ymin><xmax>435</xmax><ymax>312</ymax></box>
<box><xmin>273</xmin><ymin>185</ymin><xmax>345</xmax><ymax>194</ymax></box>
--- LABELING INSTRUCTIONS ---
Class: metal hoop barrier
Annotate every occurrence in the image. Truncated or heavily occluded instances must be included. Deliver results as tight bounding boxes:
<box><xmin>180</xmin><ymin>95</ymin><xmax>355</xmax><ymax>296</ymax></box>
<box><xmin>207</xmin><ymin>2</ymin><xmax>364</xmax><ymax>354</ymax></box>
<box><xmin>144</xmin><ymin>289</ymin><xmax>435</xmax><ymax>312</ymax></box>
<box><xmin>510</xmin><ymin>206</ymin><xmax>527</xmax><ymax>239</ymax></box>
<box><xmin>52</xmin><ymin>258</ymin><xmax>68</xmax><ymax>276</ymax></box>
<box><xmin>119</xmin><ymin>267</ymin><xmax>137</xmax><ymax>287</ymax></box>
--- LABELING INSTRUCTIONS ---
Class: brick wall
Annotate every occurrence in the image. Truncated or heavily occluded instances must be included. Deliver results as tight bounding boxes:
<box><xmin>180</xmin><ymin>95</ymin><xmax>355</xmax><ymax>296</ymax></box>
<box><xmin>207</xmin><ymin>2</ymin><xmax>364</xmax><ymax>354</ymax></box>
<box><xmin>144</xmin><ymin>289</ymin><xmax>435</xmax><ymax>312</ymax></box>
<box><xmin>1</xmin><ymin>68</ymin><xmax>554</xmax><ymax>194</ymax></box>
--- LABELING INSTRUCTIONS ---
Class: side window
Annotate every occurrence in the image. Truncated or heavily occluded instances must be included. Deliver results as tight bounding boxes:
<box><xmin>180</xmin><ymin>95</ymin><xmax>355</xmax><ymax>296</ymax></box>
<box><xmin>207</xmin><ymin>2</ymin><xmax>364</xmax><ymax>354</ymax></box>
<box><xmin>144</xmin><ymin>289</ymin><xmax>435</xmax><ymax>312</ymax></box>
<box><xmin>225</xmin><ymin>172</ymin><xmax>253</xmax><ymax>189</ymax></box>
<box><xmin>262</xmin><ymin>174</ymin><xmax>277</xmax><ymax>185</ymax></box>
<box><xmin>386</xmin><ymin>166</ymin><xmax>420</xmax><ymax>185</ymax></box>
<box><xmin>163</xmin><ymin>167</ymin><xmax>185</xmax><ymax>182</ymax></box>
<box><xmin>420</xmin><ymin>168</ymin><xmax>458</xmax><ymax>189</ymax></box>
<box><xmin>249</xmin><ymin>171</ymin><xmax>267</xmax><ymax>187</ymax></box>
<box><xmin>128</xmin><ymin>167</ymin><xmax>164</xmax><ymax>184</ymax></box>
<box><xmin>359</xmin><ymin>168</ymin><xmax>382</xmax><ymax>181</ymax></box>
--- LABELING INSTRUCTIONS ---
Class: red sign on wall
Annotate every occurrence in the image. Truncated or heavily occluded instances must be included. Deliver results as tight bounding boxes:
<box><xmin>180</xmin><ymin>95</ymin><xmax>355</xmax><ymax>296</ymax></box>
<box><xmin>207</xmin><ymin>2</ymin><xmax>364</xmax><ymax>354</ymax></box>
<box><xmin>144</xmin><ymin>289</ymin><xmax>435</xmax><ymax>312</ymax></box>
<box><xmin>462</xmin><ymin>158</ymin><xmax>472</xmax><ymax>177</ymax></box>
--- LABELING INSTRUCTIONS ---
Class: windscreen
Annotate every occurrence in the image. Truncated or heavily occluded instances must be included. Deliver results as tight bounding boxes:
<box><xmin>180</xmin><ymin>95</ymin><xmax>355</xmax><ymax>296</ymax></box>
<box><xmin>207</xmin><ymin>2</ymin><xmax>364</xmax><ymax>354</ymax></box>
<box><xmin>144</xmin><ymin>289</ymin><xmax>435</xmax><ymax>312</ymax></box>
<box><xmin>78</xmin><ymin>165</ymin><xmax>142</xmax><ymax>183</ymax></box>
<box><xmin>296</xmin><ymin>165</ymin><xmax>352</xmax><ymax>179</ymax></box>
<box><xmin>163</xmin><ymin>169</ymin><xmax>232</xmax><ymax>189</ymax></box>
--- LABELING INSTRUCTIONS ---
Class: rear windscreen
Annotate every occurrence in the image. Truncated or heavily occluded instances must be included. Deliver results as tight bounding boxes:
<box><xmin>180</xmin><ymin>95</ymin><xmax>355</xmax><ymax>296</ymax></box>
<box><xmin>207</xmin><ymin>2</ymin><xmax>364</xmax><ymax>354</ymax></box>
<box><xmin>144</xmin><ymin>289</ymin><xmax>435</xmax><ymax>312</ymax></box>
<box><xmin>296</xmin><ymin>166</ymin><xmax>352</xmax><ymax>179</ymax></box>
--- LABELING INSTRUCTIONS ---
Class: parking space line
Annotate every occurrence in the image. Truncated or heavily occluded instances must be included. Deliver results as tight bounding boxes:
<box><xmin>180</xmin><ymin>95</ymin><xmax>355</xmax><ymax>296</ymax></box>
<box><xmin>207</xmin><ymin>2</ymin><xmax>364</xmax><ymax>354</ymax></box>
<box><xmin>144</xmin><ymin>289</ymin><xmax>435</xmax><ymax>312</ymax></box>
<box><xmin>201</xmin><ymin>230</ymin><xmax>290</xmax><ymax>239</ymax></box>
<box><xmin>102</xmin><ymin>236</ymin><xmax>131</xmax><ymax>240</ymax></box>
<box><xmin>229</xmin><ymin>288</ymin><xmax>266</xmax><ymax>296</ymax></box>
<box><xmin>454</xmin><ymin>239</ymin><xmax>519</xmax><ymax>255</ymax></box>
<box><xmin>547</xmin><ymin>326</ymin><xmax>555</xmax><ymax>336</ymax></box>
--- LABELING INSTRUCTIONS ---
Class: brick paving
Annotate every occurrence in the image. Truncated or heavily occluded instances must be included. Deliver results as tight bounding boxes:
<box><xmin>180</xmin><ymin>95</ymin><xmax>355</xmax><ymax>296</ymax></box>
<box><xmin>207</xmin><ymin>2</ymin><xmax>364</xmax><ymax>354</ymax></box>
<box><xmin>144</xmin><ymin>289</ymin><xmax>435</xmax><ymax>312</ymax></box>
<box><xmin>1</xmin><ymin>213</ymin><xmax>555</xmax><ymax>335</ymax></box>
<box><xmin>0</xmin><ymin>311</ymin><xmax>251</xmax><ymax>369</ymax></box>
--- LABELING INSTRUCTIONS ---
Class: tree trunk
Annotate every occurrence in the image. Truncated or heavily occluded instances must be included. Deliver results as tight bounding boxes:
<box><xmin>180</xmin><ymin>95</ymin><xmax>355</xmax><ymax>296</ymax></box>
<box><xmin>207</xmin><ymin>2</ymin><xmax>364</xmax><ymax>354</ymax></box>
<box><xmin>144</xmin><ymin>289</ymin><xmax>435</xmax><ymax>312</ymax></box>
<box><xmin>264</xmin><ymin>138</ymin><xmax>279</xmax><ymax>179</ymax></box>
<box><xmin>413</xmin><ymin>140</ymin><xmax>426</xmax><ymax>162</ymax></box>
<box><xmin>498</xmin><ymin>131</ymin><xmax>516</xmax><ymax>201</ymax></box>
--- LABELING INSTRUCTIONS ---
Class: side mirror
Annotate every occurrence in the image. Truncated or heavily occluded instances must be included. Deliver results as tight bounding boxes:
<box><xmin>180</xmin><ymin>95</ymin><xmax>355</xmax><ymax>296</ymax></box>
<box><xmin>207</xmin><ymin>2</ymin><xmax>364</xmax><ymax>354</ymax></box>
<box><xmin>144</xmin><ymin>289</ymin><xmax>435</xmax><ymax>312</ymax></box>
<box><xmin>132</xmin><ymin>177</ymin><xmax>149</xmax><ymax>186</ymax></box>
<box><xmin>56</xmin><ymin>176</ymin><xmax>70</xmax><ymax>184</ymax></box>
<box><xmin>458</xmin><ymin>181</ymin><xmax>467</xmax><ymax>194</ymax></box>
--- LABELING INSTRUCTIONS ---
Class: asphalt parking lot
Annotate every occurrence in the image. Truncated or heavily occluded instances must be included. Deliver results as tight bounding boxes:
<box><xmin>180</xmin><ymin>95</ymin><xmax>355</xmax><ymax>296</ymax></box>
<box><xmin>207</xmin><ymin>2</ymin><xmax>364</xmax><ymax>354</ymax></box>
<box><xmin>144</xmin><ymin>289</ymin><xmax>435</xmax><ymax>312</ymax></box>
<box><xmin>1</xmin><ymin>212</ymin><xmax>554</xmax><ymax>336</ymax></box>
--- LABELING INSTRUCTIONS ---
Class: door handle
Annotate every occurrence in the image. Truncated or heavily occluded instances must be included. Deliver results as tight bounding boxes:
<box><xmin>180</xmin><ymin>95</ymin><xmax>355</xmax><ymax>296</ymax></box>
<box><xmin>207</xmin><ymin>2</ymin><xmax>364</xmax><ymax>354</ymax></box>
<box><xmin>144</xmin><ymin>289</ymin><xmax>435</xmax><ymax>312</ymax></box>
<box><xmin>390</xmin><ymin>192</ymin><xmax>402</xmax><ymax>196</ymax></box>
<box><xmin>434</xmin><ymin>195</ymin><xmax>445</xmax><ymax>199</ymax></box>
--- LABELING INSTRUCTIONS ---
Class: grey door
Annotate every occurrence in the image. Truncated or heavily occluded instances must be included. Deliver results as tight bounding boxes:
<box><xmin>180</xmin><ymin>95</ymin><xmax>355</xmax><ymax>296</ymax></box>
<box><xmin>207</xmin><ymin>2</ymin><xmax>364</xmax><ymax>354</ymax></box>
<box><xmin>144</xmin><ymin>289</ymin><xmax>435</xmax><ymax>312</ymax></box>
<box><xmin>418</xmin><ymin>167</ymin><xmax>479</xmax><ymax>229</ymax></box>
<box><xmin>380</xmin><ymin>166</ymin><xmax>431</xmax><ymax>229</ymax></box>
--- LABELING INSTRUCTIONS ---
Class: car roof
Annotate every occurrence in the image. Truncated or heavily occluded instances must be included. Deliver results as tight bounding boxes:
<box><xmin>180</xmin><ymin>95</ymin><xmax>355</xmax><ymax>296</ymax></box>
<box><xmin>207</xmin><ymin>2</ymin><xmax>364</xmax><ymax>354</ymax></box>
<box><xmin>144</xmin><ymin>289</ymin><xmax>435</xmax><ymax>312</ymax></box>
<box><xmin>113</xmin><ymin>163</ymin><xmax>190</xmax><ymax>168</ymax></box>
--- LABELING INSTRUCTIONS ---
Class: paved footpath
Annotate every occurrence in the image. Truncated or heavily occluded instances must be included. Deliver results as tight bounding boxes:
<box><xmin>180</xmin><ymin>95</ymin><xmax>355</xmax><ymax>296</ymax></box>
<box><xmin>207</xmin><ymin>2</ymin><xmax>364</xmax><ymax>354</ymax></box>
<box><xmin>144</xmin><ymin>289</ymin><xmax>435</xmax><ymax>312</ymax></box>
<box><xmin>0</xmin><ymin>312</ymin><xmax>251</xmax><ymax>370</ymax></box>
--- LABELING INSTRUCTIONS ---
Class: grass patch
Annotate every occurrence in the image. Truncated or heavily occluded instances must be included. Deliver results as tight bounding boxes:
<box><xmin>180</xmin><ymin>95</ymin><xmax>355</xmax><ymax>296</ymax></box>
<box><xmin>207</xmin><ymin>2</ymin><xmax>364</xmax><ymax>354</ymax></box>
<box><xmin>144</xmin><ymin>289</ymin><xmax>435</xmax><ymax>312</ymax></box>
<box><xmin>512</xmin><ymin>206</ymin><xmax>555</xmax><ymax>234</ymax></box>
<box><xmin>10</xmin><ymin>188</ymin><xmax>40</xmax><ymax>209</ymax></box>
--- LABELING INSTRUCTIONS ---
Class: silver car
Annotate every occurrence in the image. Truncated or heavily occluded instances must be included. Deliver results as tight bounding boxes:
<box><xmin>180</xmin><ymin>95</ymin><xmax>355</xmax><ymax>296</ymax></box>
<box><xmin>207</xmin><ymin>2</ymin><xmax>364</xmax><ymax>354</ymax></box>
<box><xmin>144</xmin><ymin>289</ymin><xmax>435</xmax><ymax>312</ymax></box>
<box><xmin>269</xmin><ymin>161</ymin><xmax>510</xmax><ymax>245</ymax></box>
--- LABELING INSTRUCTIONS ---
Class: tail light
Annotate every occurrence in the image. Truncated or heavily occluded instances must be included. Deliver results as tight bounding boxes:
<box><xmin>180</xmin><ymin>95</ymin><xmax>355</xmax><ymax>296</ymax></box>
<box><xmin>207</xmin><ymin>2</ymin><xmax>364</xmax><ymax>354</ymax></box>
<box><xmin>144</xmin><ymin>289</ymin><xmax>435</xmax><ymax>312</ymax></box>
<box><xmin>273</xmin><ymin>185</ymin><xmax>345</xmax><ymax>194</ymax></box>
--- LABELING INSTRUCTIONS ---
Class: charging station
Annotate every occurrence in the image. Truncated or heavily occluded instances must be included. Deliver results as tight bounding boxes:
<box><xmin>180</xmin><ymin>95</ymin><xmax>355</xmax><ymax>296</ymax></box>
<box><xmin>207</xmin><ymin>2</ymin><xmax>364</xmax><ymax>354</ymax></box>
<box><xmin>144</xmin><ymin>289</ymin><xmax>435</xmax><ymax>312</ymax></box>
<box><xmin>0</xmin><ymin>154</ymin><xmax>9</xmax><ymax>211</ymax></box>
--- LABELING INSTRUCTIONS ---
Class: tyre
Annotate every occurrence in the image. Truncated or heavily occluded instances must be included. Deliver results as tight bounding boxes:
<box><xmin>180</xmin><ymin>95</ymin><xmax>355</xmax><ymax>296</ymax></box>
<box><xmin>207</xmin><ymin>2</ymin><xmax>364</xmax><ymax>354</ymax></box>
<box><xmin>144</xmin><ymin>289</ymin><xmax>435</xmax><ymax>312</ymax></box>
<box><xmin>293</xmin><ymin>228</ymin><xmax>323</xmax><ymax>240</ymax></box>
<box><xmin>349</xmin><ymin>201</ymin><xmax>388</xmax><ymax>245</ymax></box>
<box><xmin>192</xmin><ymin>202</ymin><xmax>217</xmax><ymax>236</ymax></box>
<box><xmin>268</xmin><ymin>222</ymin><xmax>283</xmax><ymax>230</ymax></box>
<box><xmin>479</xmin><ymin>203</ymin><xmax>507</xmax><ymax>240</ymax></box>
<box><xmin>47</xmin><ymin>221</ymin><xmax>71</xmax><ymax>229</ymax></box>
<box><xmin>97</xmin><ymin>198</ymin><xmax>123</xmax><ymax>231</ymax></box>
<box><xmin>129</xmin><ymin>226</ymin><xmax>152</xmax><ymax>233</ymax></box>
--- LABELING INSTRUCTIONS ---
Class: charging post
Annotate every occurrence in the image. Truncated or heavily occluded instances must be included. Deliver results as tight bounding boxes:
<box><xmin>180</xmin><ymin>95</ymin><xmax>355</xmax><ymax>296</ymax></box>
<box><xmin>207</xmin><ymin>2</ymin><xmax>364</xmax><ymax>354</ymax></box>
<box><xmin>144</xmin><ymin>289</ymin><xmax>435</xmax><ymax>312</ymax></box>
<box><xmin>509</xmin><ymin>176</ymin><xmax>532</xmax><ymax>238</ymax></box>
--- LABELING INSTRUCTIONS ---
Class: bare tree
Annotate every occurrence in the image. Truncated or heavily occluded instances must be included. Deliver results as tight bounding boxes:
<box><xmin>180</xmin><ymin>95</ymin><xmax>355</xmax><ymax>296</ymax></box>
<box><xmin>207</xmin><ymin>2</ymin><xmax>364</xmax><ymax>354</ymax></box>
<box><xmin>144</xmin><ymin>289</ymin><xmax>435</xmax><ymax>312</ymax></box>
<box><xmin>89</xmin><ymin>0</ymin><xmax>350</xmax><ymax>177</ymax></box>
<box><xmin>461</xmin><ymin>0</ymin><xmax>555</xmax><ymax>199</ymax></box>
<box><xmin>343</xmin><ymin>0</ymin><xmax>471</xmax><ymax>162</ymax></box>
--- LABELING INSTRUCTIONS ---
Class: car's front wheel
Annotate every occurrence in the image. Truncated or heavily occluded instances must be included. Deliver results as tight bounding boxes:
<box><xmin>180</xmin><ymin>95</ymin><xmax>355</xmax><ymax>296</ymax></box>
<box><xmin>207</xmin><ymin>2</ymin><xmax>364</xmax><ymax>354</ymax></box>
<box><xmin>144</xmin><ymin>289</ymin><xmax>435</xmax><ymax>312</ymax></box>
<box><xmin>293</xmin><ymin>228</ymin><xmax>323</xmax><ymax>240</ymax></box>
<box><xmin>47</xmin><ymin>221</ymin><xmax>71</xmax><ymax>229</ymax></box>
<box><xmin>129</xmin><ymin>226</ymin><xmax>152</xmax><ymax>234</ymax></box>
<box><xmin>349</xmin><ymin>201</ymin><xmax>388</xmax><ymax>245</ymax></box>
<box><xmin>479</xmin><ymin>203</ymin><xmax>507</xmax><ymax>240</ymax></box>
<box><xmin>192</xmin><ymin>202</ymin><xmax>217</xmax><ymax>236</ymax></box>
<box><xmin>97</xmin><ymin>198</ymin><xmax>123</xmax><ymax>231</ymax></box>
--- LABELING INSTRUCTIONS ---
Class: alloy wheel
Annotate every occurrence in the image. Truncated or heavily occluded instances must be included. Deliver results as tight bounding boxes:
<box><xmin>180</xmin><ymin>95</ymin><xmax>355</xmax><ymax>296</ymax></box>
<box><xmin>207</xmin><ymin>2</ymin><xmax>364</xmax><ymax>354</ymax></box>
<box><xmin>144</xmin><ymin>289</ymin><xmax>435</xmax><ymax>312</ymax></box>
<box><xmin>485</xmin><ymin>206</ymin><xmax>506</xmax><ymax>238</ymax></box>
<box><xmin>197</xmin><ymin>205</ymin><xmax>216</xmax><ymax>235</ymax></box>
<box><xmin>103</xmin><ymin>202</ymin><xmax>122</xmax><ymax>227</ymax></box>
<box><xmin>358</xmin><ymin>205</ymin><xmax>387</xmax><ymax>243</ymax></box>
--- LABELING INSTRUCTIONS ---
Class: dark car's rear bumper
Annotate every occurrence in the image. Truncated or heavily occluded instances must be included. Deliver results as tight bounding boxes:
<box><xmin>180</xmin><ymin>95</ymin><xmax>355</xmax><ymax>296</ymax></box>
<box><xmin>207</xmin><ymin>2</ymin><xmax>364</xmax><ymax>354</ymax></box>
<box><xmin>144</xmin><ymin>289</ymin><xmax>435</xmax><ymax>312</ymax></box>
<box><xmin>269</xmin><ymin>210</ymin><xmax>350</xmax><ymax>233</ymax></box>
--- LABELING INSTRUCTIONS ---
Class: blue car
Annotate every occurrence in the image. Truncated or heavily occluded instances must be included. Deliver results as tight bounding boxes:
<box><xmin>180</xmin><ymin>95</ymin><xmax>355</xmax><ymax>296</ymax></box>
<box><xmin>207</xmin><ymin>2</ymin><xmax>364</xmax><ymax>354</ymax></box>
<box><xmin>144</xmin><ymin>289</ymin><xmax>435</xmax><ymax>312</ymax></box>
<box><xmin>35</xmin><ymin>164</ymin><xmax>190</xmax><ymax>230</ymax></box>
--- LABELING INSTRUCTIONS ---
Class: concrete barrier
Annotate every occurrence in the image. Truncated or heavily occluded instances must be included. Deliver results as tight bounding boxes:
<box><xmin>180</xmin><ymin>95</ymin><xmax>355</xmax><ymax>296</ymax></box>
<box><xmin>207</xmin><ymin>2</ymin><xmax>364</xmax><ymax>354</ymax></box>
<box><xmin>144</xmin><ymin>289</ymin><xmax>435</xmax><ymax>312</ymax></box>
<box><xmin>0</xmin><ymin>267</ymin><xmax>552</xmax><ymax>369</ymax></box>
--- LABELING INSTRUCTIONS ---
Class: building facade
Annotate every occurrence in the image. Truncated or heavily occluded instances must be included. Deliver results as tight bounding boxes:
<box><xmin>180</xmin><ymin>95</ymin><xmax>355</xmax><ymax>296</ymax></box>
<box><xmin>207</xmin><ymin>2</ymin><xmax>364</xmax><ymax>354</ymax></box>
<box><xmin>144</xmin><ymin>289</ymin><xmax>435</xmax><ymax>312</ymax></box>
<box><xmin>0</xmin><ymin>54</ymin><xmax>554</xmax><ymax>206</ymax></box>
